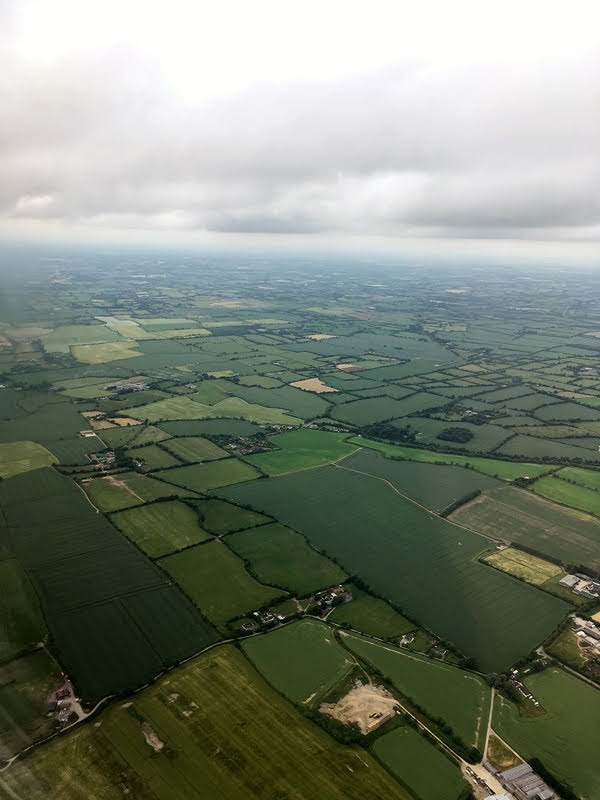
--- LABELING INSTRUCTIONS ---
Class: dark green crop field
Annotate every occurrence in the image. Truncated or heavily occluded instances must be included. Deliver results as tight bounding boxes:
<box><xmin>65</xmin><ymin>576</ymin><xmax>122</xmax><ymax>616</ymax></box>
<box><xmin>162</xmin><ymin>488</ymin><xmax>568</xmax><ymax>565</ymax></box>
<box><xmin>0</xmin><ymin>559</ymin><xmax>46</xmax><ymax>661</ymax></box>
<box><xmin>0</xmin><ymin>469</ymin><xmax>218</xmax><ymax>702</ymax></box>
<box><xmin>337</xmin><ymin>448</ymin><xmax>503</xmax><ymax>512</ymax></box>
<box><xmin>192</xmin><ymin>497</ymin><xmax>270</xmax><ymax>534</ymax></box>
<box><xmin>227</xmin><ymin>522</ymin><xmax>347</xmax><ymax>594</ymax></box>
<box><xmin>155</xmin><ymin>458</ymin><xmax>261</xmax><ymax>493</ymax></box>
<box><xmin>219</xmin><ymin>468</ymin><xmax>569</xmax><ymax>672</ymax></box>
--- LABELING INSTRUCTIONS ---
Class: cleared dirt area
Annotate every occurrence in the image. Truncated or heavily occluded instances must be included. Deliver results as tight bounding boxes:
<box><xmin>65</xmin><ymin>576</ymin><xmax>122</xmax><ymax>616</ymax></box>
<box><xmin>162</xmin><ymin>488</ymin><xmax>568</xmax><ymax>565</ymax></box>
<box><xmin>81</xmin><ymin>411</ymin><xmax>105</xmax><ymax>419</ymax></box>
<box><xmin>336</xmin><ymin>363</ymin><xmax>361</xmax><ymax>371</ymax></box>
<box><xmin>307</xmin><ymin>334</ymin><xmax>336</xmax><ymax>340</ymax></box>
<box><xmin>290</xmin><ymin>377</ymin><xmax>338</xmax><ymax>394</ymax></box>
<box><xmin>320</xmin><ymin>684</ymin><xmax>398</xmax><ymax>734</ymax></box>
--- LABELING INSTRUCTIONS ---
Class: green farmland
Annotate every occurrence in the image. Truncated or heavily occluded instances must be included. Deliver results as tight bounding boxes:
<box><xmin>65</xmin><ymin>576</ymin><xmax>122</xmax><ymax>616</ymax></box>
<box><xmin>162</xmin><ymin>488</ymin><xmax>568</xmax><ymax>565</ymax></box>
<box><xmin>374</xmin><ymin>727</ymin><xmax>468</xmax><ymax>800</ymax></box>
<box><xmin>451</xmin><ymin>484</ymin><xmax>600</xmax><ymax>572</ymax></box>
<box><xmin>81</xmin><ymin>471</ymin><xmax>196</xmax><ymax>512</ymax></box>
<box><xmin>155</xmin><ymin>458</ymin><xmax>260</xmax><ymax>493</ymax></box>
<box><xmin>160</xmin><ymin>540</ymin><xmax>281</xmax><ymax>628</ymax></box>
<box><xmin>0</xmin><ymin>559</ymin><xmax>46</xmax><ymax>661</ymax></box>
<box><xmin>160</xmin><ymin>436</ymin><xmax>230</xmax><ymax>462</ymax></box>
<box><xmin>493</xmin><ymin>667</ymin><xmax>600</xmax><ymax>800</ymax></box>
<box><xmin>0</xmin><ymin>440</ymin><xmax>57</xmax><ymax>478</ymax></box>
<box><xmin>111</xmin><ymin>500</ymin><xmax>212</xmax><ymax>558</ymax></box>
<box><xmin>343</xmin><ymin>633</ymin><xmax>490</xmax><ymax>750</ymax></box>
<box><xmin>192</xmin><ymin>497</ymin><xmax>270</xmax><ymax>534</ymax></box>
<box><xmin>227</xmin><ymin>522</ymin><xmax>347</xmax><ymax>594</ymax></box>
<box><xmin>0</xmin><ymin>646</ymin><xmax>410</xmax><ymax>800</ymax></box>
<box><xmin>220</xmin><ymin>467</ymin><xmax>569</xmax><ymax>673</ymax></box>
<box><xmin>532</xmin><ymin>474</ymin><xmax>600</xmax><ymax>516</ymax></box>
<box><xmin>246</xmin><ymin>429</ymin><xmax>358</xmax><ymax>474</ymax></box>
<box><xmin>329</xmin><ymin>585</ymin><xmax>415</xmax><ymax>640</ymax></box>
<box><xmin>242</xmin><ymin>619</ymin><xmax>354</xmax><ymax>704</ymax></box>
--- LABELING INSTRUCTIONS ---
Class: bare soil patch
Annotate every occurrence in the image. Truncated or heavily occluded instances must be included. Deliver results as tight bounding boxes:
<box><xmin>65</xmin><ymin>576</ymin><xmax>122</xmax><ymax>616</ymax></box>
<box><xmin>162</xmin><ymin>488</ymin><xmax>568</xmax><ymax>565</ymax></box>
<box><xmin>320</xmin><ymin>684</ymin><xmax>398</xmax><ymax>734</ymax></box>
<box><xmin>290</xmin><ymin>377</ymin><xmax>338</xmax><ymax>394</ymax></box>
<box><xmin>307</xmin><ymin>334</ymin><xmax>336</xmax><ymax>341</ymax></box>
<box><xmin>336</xmin><ymin>363</ymin><xmax>361</xmax><ymax>372</ymax></box>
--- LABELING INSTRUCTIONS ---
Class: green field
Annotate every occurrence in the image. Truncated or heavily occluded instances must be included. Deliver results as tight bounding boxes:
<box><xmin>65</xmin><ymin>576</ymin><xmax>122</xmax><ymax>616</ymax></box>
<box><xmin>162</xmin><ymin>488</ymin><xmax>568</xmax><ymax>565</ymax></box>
<box><xmin>227</xmin><ymin>522</ymin><xmax>346</xmax><ymax>594</ymax></box>
<box><xmin>532</xmin><ymin>474</ymin><xmax>600</xmax><ymax>516</ymax></box>
<box><xmin>221</xmin><ymin>467</ymin><xmax>569</xmax><ymax>673</ymax></box>
<box><xmin>245</xmin><ymin>429</ymin><xmax>358</xmax><ymax>474</ymax></box>
<box><xmin>351</xmin><ymin>436</ymin><xmax>552</xmax><ymax>480</ymax></box>
<box><xmin>126</xmin><ymin>443</ymin><xmax>181</xmax><ymax>470</ymax></box>
<box><xmin>192</xmin><ymin>498</ymin><xmax>270</xmax><ymax>534</ymax></box>
<box><xmin>155</xmin><ymin>459</ymin><xmax>260</xmax><ymax>493</ymax></box>
<box><xmin>242</xmin><ymin>619</ymin><xmax>354</xmax><ymax>704</ymax></box>
<box><xmin>451</xmin><ymin>485</ymin><xmax>600</xmax><ymax>572</ymax></box>
<box><xmin>71</xmin><ymin>341</ymin><xmax>142</xmax><ymax>363</ymax></box>
<box><xmin>159</xmin><ymin>541</ymin><xmax>281</xmax><ymax>627</ymax></box>
<box><xmin>344</xmin><ymin>633</ymin><xmax>490</xmax><ymax>750</ymax></box>
<box><xmin>0</xmin><ymin>559</ymin><xmax>47</xmax><ymax>661</ymax></box>
<box><xmin>0</xmin><ymin>440</ymin><xmax>58</xmax><ymax>478</ymax></box>
<box><xmin>374</xmin><ymin>726</ymin><xmax>467</xmax><ymax>800</ymax></box>
<box><xmin>556</xmin><ymin>466</ymin><xmax>600</xmax><ymax>491</ymax></box>
<box><xmin>493</xmin><ymin>667</ymin><xmax>600</xmax><ymax>799</ymax></box>
<box><xmin>0</xmin><ymin>646</ymin><xmax>410</xmax><ymax>800</ymax></box>
<box><xmin>0</xmin><ymin>650</ymin><xmax>63</xmax><ymax>760</ymax></box>
<box><xmin>110</xmin><ymin>501</ymin><xmax>212</xmax><ymax>558</ymax></box>
<box><xmin>160</xmin><ymin>436</ymin><xmax>229</xmax><ymax>462</ymax></box>
<box><xmin>338</xmin><ymin>448</ymin><xmax>502</xmax><ymax>512</ymax></box>
<box><xmin>0</xmin><ymin>468</ymin><xmax>218</xmax><ymax>702</ymax></box>
<box><xmin>124</xmin><ymin>395</ymin><xmax>301</xmax><ymax>426</ymax></box>
<box><xmin>329</xmin><ymin>585</ymin><xmax>415</xmax><ymax>639</ymax></box>
<box><xmin>81</xmin><ymin>472</ymin><xmax>196</xmax><ymax>512</ymax></box>
<box><xmin>330</xmin><ymin>393</ymin><xmax>445</xmax><ymax>426</ymax></box>
<box><xmin>159</xmin><ymin>418</ymin><xmax>263</xmax><ymax>437</ymax></box>
<box><xmin>40</xmin><ymin>324</ymin><xmax>121</xmax><ymax>353</ymax></box>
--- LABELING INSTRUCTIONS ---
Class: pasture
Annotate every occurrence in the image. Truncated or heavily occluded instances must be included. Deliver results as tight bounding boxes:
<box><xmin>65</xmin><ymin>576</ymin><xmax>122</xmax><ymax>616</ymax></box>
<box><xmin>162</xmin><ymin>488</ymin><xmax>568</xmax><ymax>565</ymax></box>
<box><xmin>81</xmin><ymin>472</ymin><xmax>195</xmax><ymax>512</ymax></box>
<box><xmin>71</xmin><ymin>341</ymin><xmax>142</xmax><ymax>363</ymax></box>
<box><xmin>532</xmin><ymin>475</ymin><xmax>600</xmax><ymax>516</ymax></box>
<box><xmin>374</xmin><ymin>727</ymin><xmax>467</xmax><ymax>800</ymax></box>
<box><xmin>227</xmin><ymin>522</ymin><xmax>346</xmax><ymax>594</ymax></box>
<box><xmin>110</xmin><ymin>500</ymin><xmax>212</xmax><ymax>558</ymax></box>
<box><xmin>126</xmin><ymin>444</ymin><xmax>181</xmax><ymax>470</ymax></box>
<box><xmin>242</xmin><ymin>619</ymin><xmax>354</xmax><ymax>704</ymax></box>
<box><xmin>0</xmin><ymin>646</ymin><xmax>410</xmax><ymax>800</ymax></box>
<box><xmin>493</xmin><ymin>667</ymin><xmax>600</xmax><ymax>800</ymax></box>
<box><xmin>125</xmin><ymin>395</ymin><xmax>301</xmax><ymax>426</ymax></box>
<box><xmin>220</xmin><ymin>467</ymin><xmax>569</xmax><ymax>673</ymax></box>
<box><xmin>350</xmin><ymin>436</ymin><xmax>552</xmax><ymax>481</ymax></box>
<box><xmin>329</xmin><ymin>585</ymin><xmax>415</xmax><ymax>640</ymax></box>
<box><xmin>245</xmin><ymin>429</ymin><xmax>357</xmax><ymax>474</ymax></box>
<box><xmin>0</xmin><ymin>440</ymin><xmax>57</xmax><ymax>478</ymax></box>
<box><xmin>0</xmin><ymin>559</ymin><xmax>46</xmax><ymax>660</ymax></box>
<box><xmin>192</xmin><ymin>497</ymin><xmax>270</xmax><ymax>534</ymax></box>
<box><xmin>155</xmin><ymin>458</ymin><xmax>260</xmax><ymax>493</ymax></box>
<box><xmin>343</xmin><ymin>633</ymin><xmax>490</xmax><ymax>750</ymax></box>
<box><xmin>160</xmin><ymin>436</ymin><xmax>229</xmax><ymax>462</ymax></box>
<box><xmin>451</xmin><ymin>485</ymin><xmax>600</xmax><ymax>572</ymax></box>
<box><xmin>159</xmin><ymin>540</ymin><xmax>281</xmax><ymax>628</ymax></box>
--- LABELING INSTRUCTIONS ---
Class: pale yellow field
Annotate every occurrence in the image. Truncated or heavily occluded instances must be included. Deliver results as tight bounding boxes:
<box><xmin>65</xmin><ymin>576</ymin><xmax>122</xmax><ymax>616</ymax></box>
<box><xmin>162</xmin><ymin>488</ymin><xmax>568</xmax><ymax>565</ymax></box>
<box><xmin>307</xmin><ymin>333</ymin><xmax>336</xmax><ymax>340</ymax></box>
<box><xmin>483</xmin><ymin>547</ymin><xmax>562</xmax><ymax>586</ymax></box>
<box><xmin>0</xmin><ymin>440</ymin><xmax>58</xmax><ymax>478</ymax></box>
<box><xmin>290</xmin><ymin>377</ymin><xmax>338</xmax><ymax>394</ymax></box>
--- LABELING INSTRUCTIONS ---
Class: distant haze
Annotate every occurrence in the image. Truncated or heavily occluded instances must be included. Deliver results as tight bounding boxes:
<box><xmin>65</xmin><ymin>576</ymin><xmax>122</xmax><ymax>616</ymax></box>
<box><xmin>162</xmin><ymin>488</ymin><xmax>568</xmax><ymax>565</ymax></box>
<box><xmin>1</xmin><ymin>0</ymin><xmax>599</xmax><ymax>260</ymax></box>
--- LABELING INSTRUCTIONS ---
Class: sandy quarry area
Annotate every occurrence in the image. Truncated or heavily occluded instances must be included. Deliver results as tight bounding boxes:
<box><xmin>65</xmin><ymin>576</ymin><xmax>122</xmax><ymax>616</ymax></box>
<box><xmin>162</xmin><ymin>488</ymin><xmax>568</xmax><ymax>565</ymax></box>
<box><xmin>320</xmin><ymin>684</ymin><xmax>399</xmax><ymax>734</ymax></box>
<box><xmin>290</xmin><ymin>377</ymin><xmax>338</xmax><ymax>394</ymax></box>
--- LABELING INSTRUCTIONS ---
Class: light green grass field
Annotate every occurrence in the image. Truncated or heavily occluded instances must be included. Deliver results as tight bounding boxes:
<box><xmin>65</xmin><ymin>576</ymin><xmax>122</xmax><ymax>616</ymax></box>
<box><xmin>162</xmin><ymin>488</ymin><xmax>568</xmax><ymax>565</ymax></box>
<box><xmin>329</xmin><ymin>585</ymin><xmax>415</xmax><ymax>639</ymax></box>
<box><xmin>342</xmin><ymin>633</ymin><xmax>490</xmax><ymax>750</ymax></box>
<box><xmin>493</xmin><ymin>667</ymin><xmax>600</xmax><ymax>799</ymax></box>
<box><xmin>350</xmin><ymin>436</ymin><xmax>552</xmax><ymax>480</ymax></box>
<box><xmin>81</xmin><ymin>472</ymin><xmax>196</xmax><ymax>512</ymax></box>
<box><xmin>227</xmin><ymin>522</ymin><xmax>346</xmax><ymax>594</ymax></box>
<box><xmin>159</xmin><ymin>540</ymin><xmax>280</xmax><ymax>627</ymax></box>
<box><xmin>242</xmin><ymin>619</ymin><xmax>354</xmax><ymax>704</ymax></box>
<box><xmin>110</xmin><ymin>500</ymin><xmax>212</xmax><ymax>558</ymax></box>
<box><xmin>246</xmin><ymin>429</ymin><xmax>357</xmax><ymax>474</ymax></box>
<box><xmin>0</xmin><ymin>440</ymin><xmax>58</xmax><ymax>478</ymax></box>
<box><xmin>124</xmin><ymin>395</ymin><xmax>301</xmax><ymax>425</ymax></box>
<box><xmin>160</xmin><ymin>436</ymin><xmax>229</xmax><ymax>462</ymax></box>
<box><xmin>532</xmin><ymin>475</ymin><xmax>600</xmax><ymax>516</ymax></box>
<box><xmin>0</xmin><ymin>560</ymin><xmax>47</xmax><ymax>660</ymax></box>
<box><xmin>126</xmin><ymin>444</ymin><xmax>181</xmax><ymax>470</ymax></box>
<box><xmin>156</xmin><ymin>459</ymin><xmax>260</xmax><ymax>493</ymax></box>
<box><xmin>374</xmin><ymin>726</ymin><xmax>467</xmax><ymax>800</ymax></box>
<box><xmin>0</xmin><ymin>646</ymin><xmax>411</xmax><ymax>800</ymax></box>
<box><xmin>71</xmin><ymin>341</ymin><xmax>142</xmax><ymax>363</ymax></box>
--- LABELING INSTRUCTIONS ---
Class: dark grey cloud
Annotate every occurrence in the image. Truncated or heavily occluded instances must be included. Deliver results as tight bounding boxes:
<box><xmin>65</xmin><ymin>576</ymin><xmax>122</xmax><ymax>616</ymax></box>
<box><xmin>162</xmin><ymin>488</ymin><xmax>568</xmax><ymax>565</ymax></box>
<box><xmin>1</xmin><ymin>11</ymin><xmax>599</xmax><ymax>244</ymax></box>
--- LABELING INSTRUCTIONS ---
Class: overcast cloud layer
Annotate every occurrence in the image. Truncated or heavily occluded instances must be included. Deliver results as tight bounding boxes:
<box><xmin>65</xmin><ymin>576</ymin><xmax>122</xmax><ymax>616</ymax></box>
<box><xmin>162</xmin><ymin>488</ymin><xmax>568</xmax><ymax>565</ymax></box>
<box><xmin>1</xmin><ymin>0</ymin><xmax>600</xmax><ymax>253</ymax></box>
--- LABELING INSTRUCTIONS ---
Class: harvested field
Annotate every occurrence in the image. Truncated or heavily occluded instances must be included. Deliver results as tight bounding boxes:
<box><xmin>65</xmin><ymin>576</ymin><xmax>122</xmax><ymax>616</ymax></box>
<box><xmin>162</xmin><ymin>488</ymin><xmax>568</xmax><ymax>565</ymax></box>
<box><xmin>483</xmin><ymin>547</ymin><xmax>562</xmax><ymax>586</ymax></box>
<box><xmin>320</xmin><ymin>684</ymin><xmax>398</xmax><ymax>734</ymax></box>
<box><xmin>290</xmin><ymin>377</ymin><xmax>338</xmax><ymax>393</ymax></box>
<box><xmin>307</xmin><ymin>333</ymin><xmax>336</xmax><ymax>340</ymax></box>
<box><xmin>0</xmin><ymin>440</ymin><xmax>57</xmax><ymax>478</ymax></box>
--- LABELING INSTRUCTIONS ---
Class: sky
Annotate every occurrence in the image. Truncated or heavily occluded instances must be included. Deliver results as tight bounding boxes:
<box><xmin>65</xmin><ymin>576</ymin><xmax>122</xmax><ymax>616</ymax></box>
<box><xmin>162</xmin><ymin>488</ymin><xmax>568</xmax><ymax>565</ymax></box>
<box><xmin>1</xmin><ymin>0</ymin><xmax>599</xmax><ymax>260</ymax></box>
